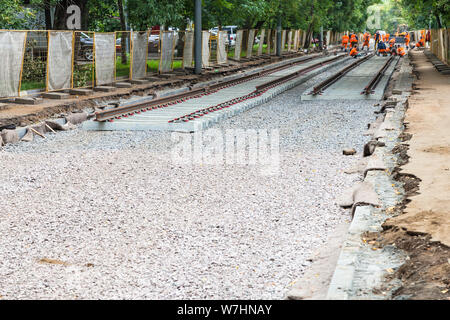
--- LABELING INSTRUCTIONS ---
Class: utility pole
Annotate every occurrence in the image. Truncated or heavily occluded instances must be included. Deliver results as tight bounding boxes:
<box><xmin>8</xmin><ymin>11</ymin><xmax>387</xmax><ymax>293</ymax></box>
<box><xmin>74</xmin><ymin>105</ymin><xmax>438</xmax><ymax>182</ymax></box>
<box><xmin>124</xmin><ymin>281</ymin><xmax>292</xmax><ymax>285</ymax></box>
<box><xmin>194</xmin><ymin>0</ymin><xmax>202</xmax><ymax>75</ymax></box>
<box><xmin>319</xmin><ymin>26</ymin><xmax>323</xmax><ymax>50</ymax></box>
<box><xmin>276</xmin><ymin>5</ymin><xmax>282</xmax><ymax>57</ymax></box>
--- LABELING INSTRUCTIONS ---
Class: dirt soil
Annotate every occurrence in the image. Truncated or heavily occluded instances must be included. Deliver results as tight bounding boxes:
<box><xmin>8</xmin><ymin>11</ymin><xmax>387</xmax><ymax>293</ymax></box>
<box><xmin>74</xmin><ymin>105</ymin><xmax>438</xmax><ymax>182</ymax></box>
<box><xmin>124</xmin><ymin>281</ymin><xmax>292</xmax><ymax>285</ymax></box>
<box><xmin>384</xmin><ymin>49</ymin><xmax>450</xmax><ymax>246</ymax></box>
<box><xmin>368</xmin><ymin>49</ymin><xmax>450</xmax><ymax>300</ymax></box>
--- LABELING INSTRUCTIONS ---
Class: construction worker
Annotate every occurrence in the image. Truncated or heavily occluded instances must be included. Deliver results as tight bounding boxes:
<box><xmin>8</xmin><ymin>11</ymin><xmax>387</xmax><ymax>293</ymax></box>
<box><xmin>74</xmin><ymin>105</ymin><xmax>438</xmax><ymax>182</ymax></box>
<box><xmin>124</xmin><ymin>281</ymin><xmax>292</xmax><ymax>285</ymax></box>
<box><xmin>415</xmin><ymin>36</ymin><xmax>425</xmax><ymax>48</ymax></box>
<box><xmin>362</xmin><ymin>32</ymin><xmax>370</xmax><ymax>51</ymax></box>
<box><xmin>375</xmin><ymin>31</ymin><xmax>381</xmax><ymax>47</ymax></box>
<box><xmin>389</xmin><ymin>37</ymin><xmax>396</xmax><ymax>51</ymax></box>
<box><xmin>386</xmin><ymin>33</ymin><xmax>390</xmax><ymax>42</ymax></box>
<box><xmin>350</xmin><ymin>32</ymin><xmax>358</xmax><ymax>48</ymax></box>
<box><xmin>377</xmin><ymin>40</ymin><xmax>387</xmax><ymax>56</ymax></box>
<box><xmin>397</xmin><ymin>45</ymin><xmax>406</xmax><ymax>57</ymax></box>
<box><xmin>342</xmin><ymin>33</ymin><xmax>350</xmax><ymax>51</ymax></box>
<box><xmin>349</xmin><ymin>44</ymin><xmax>360</xmax><ymax>58</ymax></box>
<box><xmin>405</xmin><ymin>32</ymin><xmax>410</xmax><ymax>48</ymax></box>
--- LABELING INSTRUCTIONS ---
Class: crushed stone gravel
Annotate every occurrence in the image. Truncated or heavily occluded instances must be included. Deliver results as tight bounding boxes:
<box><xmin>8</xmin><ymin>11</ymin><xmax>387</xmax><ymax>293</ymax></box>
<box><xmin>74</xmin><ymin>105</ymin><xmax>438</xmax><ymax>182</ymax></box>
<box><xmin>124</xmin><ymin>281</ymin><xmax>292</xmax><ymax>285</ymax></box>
<box><xmin>0</xmin><ymin>62</ymin><xmax>377</xmax><ymax>299</ymax></box>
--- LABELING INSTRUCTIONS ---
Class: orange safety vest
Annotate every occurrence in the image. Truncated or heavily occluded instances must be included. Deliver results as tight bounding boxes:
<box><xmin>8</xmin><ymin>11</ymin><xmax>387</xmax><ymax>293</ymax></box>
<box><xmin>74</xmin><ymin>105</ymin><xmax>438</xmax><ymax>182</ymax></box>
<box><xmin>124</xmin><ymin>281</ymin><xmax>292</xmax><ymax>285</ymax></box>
<box><xmin>398</xmin><ymin>47</ymin><xmax>405</xmax><ymax>56</ymax></box>
<box><xmin>389</xmin><ymin>39</ymin><xmax>395</xmax><ymax>47</ymax></box>
<box><xmin>350</xmin><ymin>47</ymin><xmax>358</xmax><ymax>56</ymax></box>
<box><xmin>364</xmin><ymin>33</ymin><xmax>370</xmax><ymax>42</ymax></box>
<box><xmin>342</xmin><ymin>35</ymin><xmax>349</xmax><ymax>43</ymax></box>
<box><xmin>350</xmin><ymin>34</ymin><xmax>357</xmax><ymax>42</ymax></box>
<box><xmin>386</xmin><ymin>34</ymin><xmax>390</xmax><ymax>41</ymax></box>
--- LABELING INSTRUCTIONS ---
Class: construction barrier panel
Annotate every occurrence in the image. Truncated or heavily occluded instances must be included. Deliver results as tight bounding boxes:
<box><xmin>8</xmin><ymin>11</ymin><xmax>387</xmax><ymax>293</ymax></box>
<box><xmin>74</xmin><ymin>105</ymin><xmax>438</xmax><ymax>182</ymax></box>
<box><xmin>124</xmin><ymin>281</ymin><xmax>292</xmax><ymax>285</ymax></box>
<box><xmin>131</xmin><ymin>31</ymin><xmax>148</xmax><ymax>79</ymax></box>
<box><xmin>273</xmin><ymin>31</ymin><xmax>278</xmax><ymax>54</ymax></box>
<box><xmin>287</xmin><ymin>30</ymin><xmax>293</xmax><ymax>52</ymax></box>
<box><xmin>94</xmin><ymin>32</ymin><xmax>115</xmax><ymax>86</ymax></box>
<box><xmin>247</xmin><ymin>29</ymin><xmax>256</xmax><ymax>58</ymax></box>
<box><xmin>281</xmin><ymin>30</ymin><xmax>287</xmax><ymax>52</ymax></box>
<box><xmin>182</xmin><ymin>31</ymin><xmax>194</xmax><ymax>68</ymax></box>
<box><xmin>159</xmin><ymin>31</ymin><xmax>175</xmax><ymax>73</ymax></box>
<box><xmin>0</xmin><ymin>30</ymin><xmax>27</xmax><ymax>98</ymax></box>
<box><xmin>266</xmin><ymin>29</ymin><xmax>272</xmax><ymax>55</ymax></box>
<box><xmin>217</xmin><ymin>30</ymin><xmax>228</xmax><ymax>65</ymax></box>
<box><xmin>293</xmin><ymin>30</ymin><xmax>299</xmax><ymax>52</ymax></box>
<box><xmin>202</xmin><ymin>31</ymin><xmax>211</xmax><ymax>68</ymax></box>
<box><xmin>47</xmin><ymin>31</ymin><xmax>74</xmax><ymax>91</ymax></box>
<box><xmin>431</xmin><ymin>28</ymin><xmax>449</xmax><ymax>65</ymax></box>
<box><xmin>234</xmin><ymin>30</ymin><xmax>244</xmax><ymax>61</ymax></box>
<box><xmin>257</xmin><ymin>29</ymin><xmax>266</xmax><ymax>56</ymax></box>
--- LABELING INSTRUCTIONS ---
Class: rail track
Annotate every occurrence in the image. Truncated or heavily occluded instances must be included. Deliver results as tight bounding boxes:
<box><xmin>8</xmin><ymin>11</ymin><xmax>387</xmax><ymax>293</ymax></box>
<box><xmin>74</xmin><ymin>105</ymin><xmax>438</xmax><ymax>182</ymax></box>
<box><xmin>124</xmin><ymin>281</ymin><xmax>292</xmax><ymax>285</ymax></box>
<box><xmin>93</xmin><ymin>52</ymin><xmax>346</xmax><ymax>124</ymax></box>
<box><xmin>361</xmin><ymin>55</ymin><xmax>395</xmax><ymax>95</ymax></box>
<box><xmin>309</xmin><ymin>53</ymin><xmax>374</xmax><ymax>96</ymax></box>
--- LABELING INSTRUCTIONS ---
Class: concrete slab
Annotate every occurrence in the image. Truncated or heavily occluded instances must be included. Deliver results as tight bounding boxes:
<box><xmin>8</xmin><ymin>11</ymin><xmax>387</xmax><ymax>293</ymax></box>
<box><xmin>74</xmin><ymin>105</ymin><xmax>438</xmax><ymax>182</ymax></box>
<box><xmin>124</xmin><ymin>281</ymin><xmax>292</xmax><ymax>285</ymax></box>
<box><xmin>94</xmin><ymin>86</ymin><xmax>116</xmax><ymax>92</ymax></box>
<box><xmin>115</xmin><ymin>82</ymin><xmax>132</xmax><ymax>88</ymax></box>
<box><xmin>14</xmin><ymin>97</ymin><xmax>44</xmax><ymax>105</ymax></box>
<box><xmin>69</xmin><ymin>89</ymin><xmax>93</xmax><ymax>96</ymax></box>
<box><xmin>301</xmin><ymin>55</ymin><xmax>399</xmax><ymax>101</ymax></box>
<box><xmin>42</xmin><ymin>92</ymin><xmax>71</xmax><ymax>100</ymax></box>
<box><xmin>131</xmin><ymin>79</ymin><xmax>150</xmax><ymax>85</ymax></box>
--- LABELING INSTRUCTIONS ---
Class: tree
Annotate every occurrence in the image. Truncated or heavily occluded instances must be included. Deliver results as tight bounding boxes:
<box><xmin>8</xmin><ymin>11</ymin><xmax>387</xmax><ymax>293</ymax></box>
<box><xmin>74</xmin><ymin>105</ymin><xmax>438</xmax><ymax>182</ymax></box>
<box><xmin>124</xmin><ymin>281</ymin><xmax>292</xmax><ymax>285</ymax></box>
<box><xmin>0</xmin><ymin>0</ymin><xmax>35</xmax><ymax>29</ymax></box>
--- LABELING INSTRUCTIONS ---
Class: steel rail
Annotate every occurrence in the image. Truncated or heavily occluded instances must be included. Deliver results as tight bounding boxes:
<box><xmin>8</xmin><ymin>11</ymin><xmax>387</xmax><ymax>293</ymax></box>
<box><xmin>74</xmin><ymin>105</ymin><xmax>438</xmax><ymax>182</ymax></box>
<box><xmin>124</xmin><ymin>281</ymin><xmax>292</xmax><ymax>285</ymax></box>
<box><xmin>255</xmin><ymin>54</ymin><xmax>345</xmax><ymax>92</ymax></box>
<box><xmin>310</xmin><ymin>53</ymin><xmax>374</xmax><ymax>96</ymax></box>
<box><xmin>361</xmin><ymin>55</ymin><xmax>394</xmax><ymax>95</ymax></box>
<box><xmin>94</xmin><ymin>53</ymin><xmax>339</xmax><ymax>122</ymax></box>
<box><xmin>167</xmin><ymin>54</ymin><xmax>348</xmax><ymax>124</ymax></box>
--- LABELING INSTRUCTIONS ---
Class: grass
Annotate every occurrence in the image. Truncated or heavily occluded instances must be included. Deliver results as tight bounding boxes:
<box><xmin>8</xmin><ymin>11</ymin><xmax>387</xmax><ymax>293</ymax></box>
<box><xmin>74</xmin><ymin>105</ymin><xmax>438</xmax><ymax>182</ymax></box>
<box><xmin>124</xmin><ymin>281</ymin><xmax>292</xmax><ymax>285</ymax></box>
<box><xmin>19</xmin><ymin>56</ymin><xmax>185</xmax><ymax>91</ymax></box>
<box><xmin>20</xmin><ymin>80</ymin><xmax>46</xmax><ymax>91</ymax></box>
<box><xmin>115</xmin><ymin>56</ymin><xmax>183</xmax><ymax>77</ymax></box>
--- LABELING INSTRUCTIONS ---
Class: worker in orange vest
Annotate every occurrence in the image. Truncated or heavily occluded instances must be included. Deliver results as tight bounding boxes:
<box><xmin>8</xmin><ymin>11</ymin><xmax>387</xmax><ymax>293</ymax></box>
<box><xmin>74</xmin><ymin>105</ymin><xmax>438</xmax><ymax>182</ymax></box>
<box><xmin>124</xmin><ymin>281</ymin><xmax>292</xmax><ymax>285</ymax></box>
<box><xmin>397</xmin><ymin>45</ymin><xmax>406</xmax><ymax>57</ymax></box>
<box><xmin>377</xmin><ymin>40</ymin><xmax>387</xmax><ymax>56</ymax></box>
<box><xmin>389</xmin><ymin>38</ymin><xmax>396</xmax><ymax>51</ymax></box>
<box><xmin>350</xmin><ymin>32</ymin><xmax>358</xmax><ymax>48</ymax></box>
<box><xmin>415</xmin><ymin>36</ymin><xmax>425</xmax><ymax>48</ymax></box>
<box><xmin>349</xmin><ymin>45</ymin><xmax>359</xmax><ymax>58</ymax></box>
<box><xmin>386</xmin><ymin>33</ymin><xmax>390</xmax><ymax>42</ymax></box>
<box><xmin>362</xmin><ymin>32</ymin><xmax>370</xmax><ymax>51</ymax></box>
<box><xmin>342</xmin><ymin>33</ymin><xmax>350</xmax><ymax>51</ymax></box>
<box><xmin>405</xmin><ymin>32</ymin><xmax>410</xmax><ymax>48</ymax></box>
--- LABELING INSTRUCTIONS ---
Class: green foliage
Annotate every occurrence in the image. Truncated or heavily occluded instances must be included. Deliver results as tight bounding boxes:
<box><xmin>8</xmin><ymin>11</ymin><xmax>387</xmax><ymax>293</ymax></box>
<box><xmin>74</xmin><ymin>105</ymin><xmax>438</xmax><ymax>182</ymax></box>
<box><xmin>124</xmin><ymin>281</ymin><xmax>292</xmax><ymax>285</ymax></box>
<box><xmin>397</xmin><ymin>0</ymin><xmax>449</xmax><ymax>29</ymax></box>
<box><xmin>0</xmin><ymin>0</ymin><xmax>36</xmax><ymax>29</ymax></box>
<box><xmin>21</xmin><ymin>52</ymin><xmax>46</xmax><ymax>90</ymax></box>
<box><xmin>73</xmin><ymin>64</ymin><xmax>93</xmax><ymax>88</ymax></box>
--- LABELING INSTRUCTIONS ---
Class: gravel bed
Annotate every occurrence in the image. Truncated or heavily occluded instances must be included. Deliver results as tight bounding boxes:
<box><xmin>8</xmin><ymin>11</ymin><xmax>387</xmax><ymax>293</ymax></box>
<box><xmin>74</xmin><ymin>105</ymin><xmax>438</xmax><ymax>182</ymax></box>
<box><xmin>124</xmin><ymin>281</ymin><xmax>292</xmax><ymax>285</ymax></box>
<box><xmin>0</xmin><ymin>61</ymin><xmax>376</xmax><ymax>299</ymax></box>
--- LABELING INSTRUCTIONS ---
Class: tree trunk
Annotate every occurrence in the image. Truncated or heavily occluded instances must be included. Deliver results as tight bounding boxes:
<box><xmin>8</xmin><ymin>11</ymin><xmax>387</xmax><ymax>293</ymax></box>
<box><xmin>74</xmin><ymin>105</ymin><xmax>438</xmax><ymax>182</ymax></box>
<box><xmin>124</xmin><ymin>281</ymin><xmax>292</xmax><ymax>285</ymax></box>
<box><xmin>303</xmin><ymin>2</ymin><xmax>315</xmax><ymax>49</ymax></box>
<box><xmin>118</xmin><ymin>0</ymin><xmax>128</xmax><ymax>64</ymax></box>
<box><xmin>44</xmin><ymin>0</ymin><xmax>52</xmax><ymax>29</ymax></box>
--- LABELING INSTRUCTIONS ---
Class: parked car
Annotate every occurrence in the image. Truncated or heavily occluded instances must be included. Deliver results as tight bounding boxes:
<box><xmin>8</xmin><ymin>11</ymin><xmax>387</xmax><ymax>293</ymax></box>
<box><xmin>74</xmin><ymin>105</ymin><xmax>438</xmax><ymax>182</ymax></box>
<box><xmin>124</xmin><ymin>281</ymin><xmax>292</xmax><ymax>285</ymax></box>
<box><xmin>26</xmin><ymin>31</ymin><xmax>94</xmax><ymax>61</ymax></box>
<box><xmin>79</xmin><ymin>32</ymin><xmax>94</xmax><ymax>61</ymax></box>
<box><xmin>210</xmin><ymin>26</ymin><xmax>238</xmax><ymax>46</ymax></box>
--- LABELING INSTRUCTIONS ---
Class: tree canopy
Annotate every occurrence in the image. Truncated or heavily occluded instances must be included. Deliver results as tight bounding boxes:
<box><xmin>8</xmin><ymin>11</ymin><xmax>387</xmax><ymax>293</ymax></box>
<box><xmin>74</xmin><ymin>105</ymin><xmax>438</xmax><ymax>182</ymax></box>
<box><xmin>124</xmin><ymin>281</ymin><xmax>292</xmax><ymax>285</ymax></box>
<box><xmin>0</xmin><ymin>0</ymin><xmax>448</xmax><ymax>32</ymax></box>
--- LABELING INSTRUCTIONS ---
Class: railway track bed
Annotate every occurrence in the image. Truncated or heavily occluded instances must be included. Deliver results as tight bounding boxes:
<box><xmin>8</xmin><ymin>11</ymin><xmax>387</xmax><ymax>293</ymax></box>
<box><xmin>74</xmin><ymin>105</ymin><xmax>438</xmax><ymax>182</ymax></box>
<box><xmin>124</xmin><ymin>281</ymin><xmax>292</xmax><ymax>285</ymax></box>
<box><xmin>301</xmin><ymin>55</ymin><xmax>399</xmax><ymax>101</ymax></box>
<box><xmin>83</xmin><ymin>53</ymin><xmax>349</xmax><ymax>132</ymax></box>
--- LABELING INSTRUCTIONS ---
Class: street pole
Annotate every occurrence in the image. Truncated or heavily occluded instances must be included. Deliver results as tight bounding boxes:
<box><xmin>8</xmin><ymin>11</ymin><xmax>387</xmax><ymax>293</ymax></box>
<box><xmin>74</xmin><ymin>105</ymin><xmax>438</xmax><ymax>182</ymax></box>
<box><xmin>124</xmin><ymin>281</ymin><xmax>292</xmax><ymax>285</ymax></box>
<box><xmin>276</xmin><ymin>16</ymin><xmax>282</xmax><ymax>56</ymax></box>
<box><xmin>194</xmin><ymin>0</ymin><xmax>202</xmax><ymax>74</ymax></box>
<box><xmin>319</xmin><ymin>26</ymin><xmax>323</xmax><ymax>50</ymax></box>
